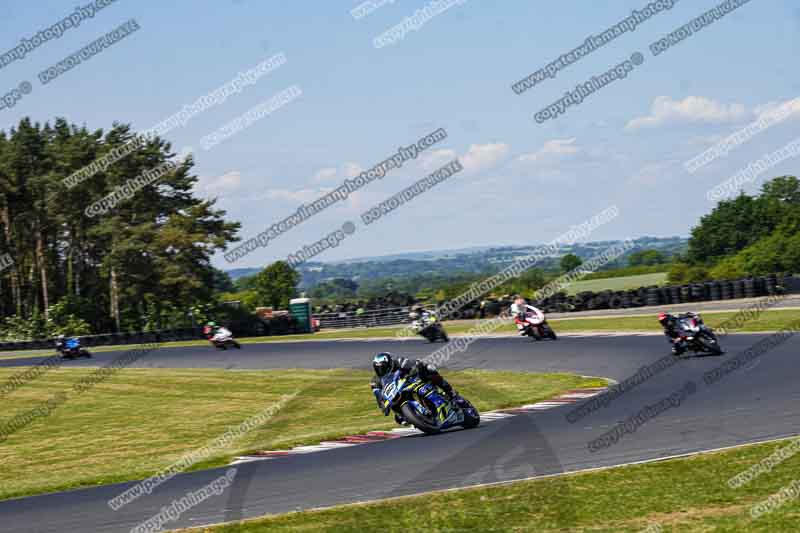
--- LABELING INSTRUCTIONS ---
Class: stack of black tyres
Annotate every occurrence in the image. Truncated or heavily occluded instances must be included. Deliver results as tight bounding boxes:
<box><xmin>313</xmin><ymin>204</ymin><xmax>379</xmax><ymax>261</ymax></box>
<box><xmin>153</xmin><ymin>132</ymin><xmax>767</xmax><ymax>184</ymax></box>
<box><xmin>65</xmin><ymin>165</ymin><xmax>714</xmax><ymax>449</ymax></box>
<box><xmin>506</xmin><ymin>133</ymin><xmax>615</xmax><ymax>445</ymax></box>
<box><xmin>620</xmin><ymin>291</ymin><xmax>632</xmax><ymax>308</ymax></box>
<box><xmin>704</xmin><ymin>281</ymin><xmax>715</xmax><ymax>300</ymax></box>
<box><xmin>764</xmin><ymin>274</ymin><xmax>777</xmax><ymax>295</ymax></box>
<box><xmin>670</xmin><ymin>286</ymin><xmax>681</xmax><ymax>304</ymax></box>
<box><xmin>743</xmin><ymin>278</ymin><xmax>756</xmax><ymax>298</ymax></box>
<box><xmin>646</xmin><ymin>287</ymin><xmax>660</xmax><ymax>307</ymax></box>
<box><xmin>691</xmin><ymin>283</ymin><xmax>706</xmax><ymax>301</ymax></box>
<box><xmin>721</xmin><ymin>281</ymin><xmax>734</xmax><ymax>299</ymax></box>
<box><xmin>733</xmin><ymin>280</ymin><xmax>745</xmax><ymax>300</ymax></box>
<box><xmin>660</xmin><ymin>287</ymin><xmax>672</xmax><ymax>305</ymax></box>
<box><xmin>679</xmin><ymin>285</ymin><xmax>690</xmax><ymax>303</ymax></box>
<box><xmin>710</xmin><ymin>281</ymin><xmax>722</xmax><ymax>300</ymax></box>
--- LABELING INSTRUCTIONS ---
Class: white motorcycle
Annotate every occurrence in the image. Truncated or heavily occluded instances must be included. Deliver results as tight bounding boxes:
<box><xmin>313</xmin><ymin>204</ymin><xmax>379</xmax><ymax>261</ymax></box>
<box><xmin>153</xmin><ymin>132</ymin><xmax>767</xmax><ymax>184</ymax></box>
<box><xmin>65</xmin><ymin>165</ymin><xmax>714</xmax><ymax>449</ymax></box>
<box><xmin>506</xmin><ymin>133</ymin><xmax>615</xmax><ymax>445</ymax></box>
<box><xmin>515</xmin><ymin>309</ymin><xmax>557</xmax><ymax>341</ymax></box>
<box><xmin>207</xmin><ymin>327</ymin><xmax>242</xmax><ymax>350</ymax></box>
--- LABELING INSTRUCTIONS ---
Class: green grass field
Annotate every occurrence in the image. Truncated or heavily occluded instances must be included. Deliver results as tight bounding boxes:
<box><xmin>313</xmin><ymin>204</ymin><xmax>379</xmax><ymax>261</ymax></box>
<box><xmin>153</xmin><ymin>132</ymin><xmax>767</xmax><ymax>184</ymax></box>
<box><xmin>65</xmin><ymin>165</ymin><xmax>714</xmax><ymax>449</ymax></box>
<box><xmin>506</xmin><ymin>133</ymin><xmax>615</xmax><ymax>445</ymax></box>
<box><xmin>562</xmin><ymin>272</ymin><xmax>669</xmax><ymax>295</ymax></box>
<box><xmin>0</xmin><ymin>368</ymin><xmax>604</xmax><ymax>501</ymax></box>
<box><xmin>181</xmin><ymin>436</ymin><xmax>800</xmax><ymax>532</ymax></box>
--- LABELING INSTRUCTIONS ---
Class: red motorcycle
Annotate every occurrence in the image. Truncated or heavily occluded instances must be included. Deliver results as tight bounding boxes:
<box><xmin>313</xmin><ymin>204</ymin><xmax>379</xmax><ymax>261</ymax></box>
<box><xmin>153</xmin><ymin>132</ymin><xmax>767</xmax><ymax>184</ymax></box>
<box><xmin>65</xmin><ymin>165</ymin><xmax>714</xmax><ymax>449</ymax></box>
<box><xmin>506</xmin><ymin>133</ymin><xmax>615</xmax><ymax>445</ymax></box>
<box><xmin>515</xmin><ymin>310</ymin><xmax>557</xmax><ymax>341</ymax></box>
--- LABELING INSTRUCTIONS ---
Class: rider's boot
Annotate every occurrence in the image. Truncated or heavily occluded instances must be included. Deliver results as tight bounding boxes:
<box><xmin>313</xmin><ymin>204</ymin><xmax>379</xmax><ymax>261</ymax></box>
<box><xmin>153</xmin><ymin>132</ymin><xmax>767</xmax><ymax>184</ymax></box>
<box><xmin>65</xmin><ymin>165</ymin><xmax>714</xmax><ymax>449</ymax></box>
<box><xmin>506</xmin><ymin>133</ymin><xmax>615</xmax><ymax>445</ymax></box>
<box><xmin>672</xmin><ymin>339</ymin><xmax>687</xmax><ymax>355</ymax></box>
<box><xmin>439</xmin><ymin>379</ymin><xmax>464</xmax><ymax>406</ymax></box>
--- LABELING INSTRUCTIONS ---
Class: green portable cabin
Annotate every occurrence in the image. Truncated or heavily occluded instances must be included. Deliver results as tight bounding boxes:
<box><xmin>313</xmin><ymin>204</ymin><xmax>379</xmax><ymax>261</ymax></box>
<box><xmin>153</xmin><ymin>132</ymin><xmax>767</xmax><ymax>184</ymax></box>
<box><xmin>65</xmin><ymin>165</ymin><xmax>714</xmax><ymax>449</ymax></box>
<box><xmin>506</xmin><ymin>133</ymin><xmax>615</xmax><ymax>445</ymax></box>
<box><xmin>289</xmin><ymin>298</ymin><xmax>312</xmax><ymax>333</ymax></box>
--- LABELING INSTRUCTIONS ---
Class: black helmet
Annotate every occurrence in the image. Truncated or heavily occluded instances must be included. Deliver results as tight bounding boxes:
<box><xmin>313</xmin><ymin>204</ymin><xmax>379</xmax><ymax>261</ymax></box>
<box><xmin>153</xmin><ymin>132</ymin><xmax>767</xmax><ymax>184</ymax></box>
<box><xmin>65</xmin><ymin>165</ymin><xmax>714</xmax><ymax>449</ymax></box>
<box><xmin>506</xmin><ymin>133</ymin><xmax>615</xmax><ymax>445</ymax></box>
<box><xmin>372</xmin><ymin>352</ymin><xmax>393</xmax><ymax>377</ymax></box>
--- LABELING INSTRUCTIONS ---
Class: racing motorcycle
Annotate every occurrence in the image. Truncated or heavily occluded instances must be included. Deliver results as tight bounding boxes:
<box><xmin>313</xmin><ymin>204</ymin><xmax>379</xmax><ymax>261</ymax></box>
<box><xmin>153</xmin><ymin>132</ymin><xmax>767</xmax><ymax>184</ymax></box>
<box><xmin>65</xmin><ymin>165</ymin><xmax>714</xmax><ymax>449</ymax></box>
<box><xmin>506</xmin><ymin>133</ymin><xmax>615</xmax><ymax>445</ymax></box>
<box><xmin>515</xmin><ymin>309</ymin><xmax>557</xmax><ymax>341</ymax></box>
<box><xmin>378</xmin><ymin>369</ymin><xmax>479</xmax><ymax>434</ymax></box>
<box><xmin>411</xmin><ymin>315</ymin><xmax>449</xmax><ymax>343</ymax></box>
<box><xmin>57</xmin><ymin>337</ymin><xmax>92</xmax><ymax>359</ymax></box>
<box><xmin>204</xmin><ymin>326</ymin><xmax>242</xmax><ymax>350</ymax></box>
<box><xmin>673</xmin><ymin>313</ymin><xmax>722</xmax><ymax>356</ymax></box>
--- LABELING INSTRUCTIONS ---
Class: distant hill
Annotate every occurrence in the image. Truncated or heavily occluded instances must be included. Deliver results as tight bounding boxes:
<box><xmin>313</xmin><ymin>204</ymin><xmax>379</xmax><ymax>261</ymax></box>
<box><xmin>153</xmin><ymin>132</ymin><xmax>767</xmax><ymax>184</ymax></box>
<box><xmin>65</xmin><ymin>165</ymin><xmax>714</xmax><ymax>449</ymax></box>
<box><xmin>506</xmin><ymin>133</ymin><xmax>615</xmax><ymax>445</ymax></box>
<box><xmin>227</xmin><ymin>236</ymin><xmax>688</xmax><ymax>288</ymax></box>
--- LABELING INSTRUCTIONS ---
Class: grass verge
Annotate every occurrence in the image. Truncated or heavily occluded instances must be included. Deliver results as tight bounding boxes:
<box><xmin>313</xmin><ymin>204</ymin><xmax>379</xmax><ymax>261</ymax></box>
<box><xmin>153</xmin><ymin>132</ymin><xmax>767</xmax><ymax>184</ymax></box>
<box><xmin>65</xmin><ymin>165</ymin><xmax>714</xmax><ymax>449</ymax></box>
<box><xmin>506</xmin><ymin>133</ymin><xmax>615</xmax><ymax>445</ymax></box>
<box><xmin>180</xmin><ymin>436</ymin><xmax>800</xmax><ymax>532</ymax></box>
<box><xmin>0</xmin><ymin>368</ymin><xmax>605</xmax><ymax>501</ymax></box>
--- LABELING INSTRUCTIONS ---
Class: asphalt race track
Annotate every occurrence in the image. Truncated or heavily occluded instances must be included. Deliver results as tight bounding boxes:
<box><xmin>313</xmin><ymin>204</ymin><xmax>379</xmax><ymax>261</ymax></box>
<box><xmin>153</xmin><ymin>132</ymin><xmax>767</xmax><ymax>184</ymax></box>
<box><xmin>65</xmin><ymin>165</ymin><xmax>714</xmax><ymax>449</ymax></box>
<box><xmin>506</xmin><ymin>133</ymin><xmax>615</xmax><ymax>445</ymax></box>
<box><xmin>1</xmin><ymin>334</ymin><xmax>799</xmax><ymax>532</ymax></box>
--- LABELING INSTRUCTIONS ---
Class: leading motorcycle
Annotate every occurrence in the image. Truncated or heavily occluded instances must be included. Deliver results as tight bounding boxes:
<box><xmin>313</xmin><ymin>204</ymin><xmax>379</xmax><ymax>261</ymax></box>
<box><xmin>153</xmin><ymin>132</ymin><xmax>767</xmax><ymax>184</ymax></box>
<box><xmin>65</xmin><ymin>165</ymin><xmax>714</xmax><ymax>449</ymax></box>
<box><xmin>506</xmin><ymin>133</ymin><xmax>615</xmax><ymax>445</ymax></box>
<box><xmin>674</xmin><ymin>313</ymin><xmax>722</xmax><ymax>356</ymax></box>
<box><xmin>378</xmin><ymin>369</ymin><xmax>479</xmax><ymax>434</ymax></box>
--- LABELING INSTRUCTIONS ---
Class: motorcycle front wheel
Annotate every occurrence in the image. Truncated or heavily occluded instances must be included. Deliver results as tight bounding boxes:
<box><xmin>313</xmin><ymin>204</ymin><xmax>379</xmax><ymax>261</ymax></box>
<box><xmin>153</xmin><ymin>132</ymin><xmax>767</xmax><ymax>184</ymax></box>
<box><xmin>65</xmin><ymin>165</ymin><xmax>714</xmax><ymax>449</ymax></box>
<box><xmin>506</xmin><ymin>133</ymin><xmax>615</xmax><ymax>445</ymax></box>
<box><xmin>400</xmin><ymin>403</ymin><xmax>441</xmax><ymax>434</ymax></box>
<box><xmin>699</xmin><ymin>333</ymin><xmax>723</xmax><ymax>355</ymax></box>
<box><xmin>459</xmin><ymin>399</ymin><xmax>480</xmax><ymax>429</ymax></box>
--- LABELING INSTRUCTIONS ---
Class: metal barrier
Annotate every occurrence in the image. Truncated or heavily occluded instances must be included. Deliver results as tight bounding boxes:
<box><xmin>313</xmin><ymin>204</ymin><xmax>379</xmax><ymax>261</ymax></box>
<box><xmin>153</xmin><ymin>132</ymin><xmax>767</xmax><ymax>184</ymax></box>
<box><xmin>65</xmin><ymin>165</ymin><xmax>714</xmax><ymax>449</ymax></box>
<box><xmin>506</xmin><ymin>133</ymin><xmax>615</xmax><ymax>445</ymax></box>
<box><xmin>0</xmin><ymin>327</ymin><xmax>203</xmax><ymax>352</ymax></box>
<box><xmin>313</xmin><ymin>307</ymin><xmax>411</xmax><ymax>329</ymax></box>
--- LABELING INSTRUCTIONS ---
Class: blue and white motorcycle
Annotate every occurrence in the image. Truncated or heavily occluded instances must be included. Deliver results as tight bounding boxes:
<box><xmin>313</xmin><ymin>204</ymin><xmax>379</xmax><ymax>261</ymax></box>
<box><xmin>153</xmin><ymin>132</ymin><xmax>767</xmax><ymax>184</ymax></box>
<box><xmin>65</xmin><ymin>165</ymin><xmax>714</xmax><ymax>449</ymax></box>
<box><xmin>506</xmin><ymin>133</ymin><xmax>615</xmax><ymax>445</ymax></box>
<box><xmin>57</xmin><ymin>337</ymin><xmax>92</xmax><ymax>359</ymax></box>
<box><xmin>378</xmin><ymin>369</ymin><xmax>480</xmax><ymax>434</ymax></box>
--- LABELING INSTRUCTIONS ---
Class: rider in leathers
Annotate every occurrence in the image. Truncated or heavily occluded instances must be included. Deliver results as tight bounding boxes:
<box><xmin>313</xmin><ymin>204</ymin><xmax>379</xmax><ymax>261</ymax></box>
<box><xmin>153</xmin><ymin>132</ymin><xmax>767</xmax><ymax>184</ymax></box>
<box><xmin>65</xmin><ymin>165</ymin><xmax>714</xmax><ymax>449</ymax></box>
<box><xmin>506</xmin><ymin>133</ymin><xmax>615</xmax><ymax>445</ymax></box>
<box><xmin>509</xmin><ymin>295</ymin><xmax>545</xmax><ymax>335</ymax></box>
<box><xmin>370</xmin><ymin>352</ymin><xmax>461</xmax><ymax>425</ymax></box>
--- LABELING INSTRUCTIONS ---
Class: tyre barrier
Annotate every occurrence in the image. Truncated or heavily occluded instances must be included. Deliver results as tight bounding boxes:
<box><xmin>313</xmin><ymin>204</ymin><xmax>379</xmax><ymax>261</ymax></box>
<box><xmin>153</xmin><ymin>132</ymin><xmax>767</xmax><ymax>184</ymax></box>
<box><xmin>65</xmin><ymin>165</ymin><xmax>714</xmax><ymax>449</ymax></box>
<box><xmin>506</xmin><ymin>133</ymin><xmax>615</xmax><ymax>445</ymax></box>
<box><xmin>743</xmin><ymin>278</ymin><xmax>756</xmax><ymax>298</ymax></box>
<box><xmin>679</xmin><ymin>285</ymin><xmax>690</xmax><ymax>303</ymax></box>
<box><xmin>669</xmin><ymin>286</ymin><xmax>680</xmax><ymax>303</ymax></box>
<box><xmin>532</xmin><ymin>274</ymin><xmax>797</xmax><ymax>316</ymax></box>
<box><xmin>646</xmin><ymin>288</ymin><xmax>660</xmax><ymax>306</ymax></box>
<box><xmin>721</xmin><ymin>281</ymin><xmax>734</xmax><ymax>300</ymax></box>
<box><xmin>733</xmin><ymin>280</ymin><xmax>745</xmax><ymax>300</ymax></box>
<box><xmin>765</xmin><ymin>274</ymin><xmax>777</xmax><ymax>295</ymax></box>
<box><xmin>691</xmin><ymin>283</ymin><xmax>706</xmax><ymax>301</ymax></box>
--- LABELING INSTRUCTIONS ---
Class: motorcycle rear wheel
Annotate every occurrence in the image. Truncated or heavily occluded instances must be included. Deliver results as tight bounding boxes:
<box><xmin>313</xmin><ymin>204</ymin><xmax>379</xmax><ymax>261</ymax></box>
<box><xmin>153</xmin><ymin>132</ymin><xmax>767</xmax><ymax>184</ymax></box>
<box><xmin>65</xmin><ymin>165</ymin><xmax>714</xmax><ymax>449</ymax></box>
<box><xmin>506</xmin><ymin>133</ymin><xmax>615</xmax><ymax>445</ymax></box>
<box><xmin>400</xmin><ymin>403</ymin><xmax>441</xmax><ymax>434</ymax></box>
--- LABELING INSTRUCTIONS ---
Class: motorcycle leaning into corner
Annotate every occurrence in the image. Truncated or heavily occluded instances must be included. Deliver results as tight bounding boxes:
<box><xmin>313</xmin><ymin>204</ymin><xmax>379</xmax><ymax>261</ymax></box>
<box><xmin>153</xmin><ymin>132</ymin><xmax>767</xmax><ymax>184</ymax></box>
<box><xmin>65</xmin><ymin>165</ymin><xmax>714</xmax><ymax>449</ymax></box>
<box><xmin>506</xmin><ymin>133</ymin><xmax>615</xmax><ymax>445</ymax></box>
<box><xmin>203</xmin><ymin>325</ymin><xmax>242</xmax><ymax>350</ymax></box>
<box><xmin>56</xmin><ymin>336</ymin><xmax>92</xmax><ymax>359</ymax></box>
<box><xmin>409</xmin><ymin>310</ymin><xmax>449</xmax><ymax>343</ymax></box>
<box><xmin>515</xmin><ymin>308</ymin><xmax>558</xmax><ymax>341</ymax></box>
<box><xmin>377</xmin><ymin>369</ymin><xmax>480</xmax><ymax>434</ymax></box>
<box><xmin>662</xmin><ymin>312</ymin><xmax>723</xmax><ymax>356</ymax></box>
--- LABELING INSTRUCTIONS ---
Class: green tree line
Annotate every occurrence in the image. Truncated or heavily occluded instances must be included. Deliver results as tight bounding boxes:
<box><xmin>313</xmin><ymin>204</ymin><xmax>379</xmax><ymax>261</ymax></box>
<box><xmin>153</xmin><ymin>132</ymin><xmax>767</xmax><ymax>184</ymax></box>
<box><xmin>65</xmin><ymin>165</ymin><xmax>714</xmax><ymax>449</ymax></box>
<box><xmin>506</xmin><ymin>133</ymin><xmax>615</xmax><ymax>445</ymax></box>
<box><xmin>0</xmin><ymin>117</ymin><xmax>239</xmax><ymax>337</ymax></box>
<box><xmin>670</xmin><ymin>176</ymin><xmax>800</xmax><ymax>283</ymax></box>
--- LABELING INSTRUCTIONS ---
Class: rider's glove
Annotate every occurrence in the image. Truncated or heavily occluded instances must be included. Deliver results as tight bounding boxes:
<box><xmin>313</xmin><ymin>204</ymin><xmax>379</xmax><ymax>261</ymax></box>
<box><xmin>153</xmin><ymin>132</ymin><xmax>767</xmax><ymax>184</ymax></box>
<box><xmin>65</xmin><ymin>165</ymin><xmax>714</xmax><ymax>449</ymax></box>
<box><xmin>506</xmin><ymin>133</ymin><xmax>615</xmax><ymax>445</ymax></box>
<box><xmin>372</xmin><ymin>387</ymin><xmax>383</xmax><ymax>408</ymax></box>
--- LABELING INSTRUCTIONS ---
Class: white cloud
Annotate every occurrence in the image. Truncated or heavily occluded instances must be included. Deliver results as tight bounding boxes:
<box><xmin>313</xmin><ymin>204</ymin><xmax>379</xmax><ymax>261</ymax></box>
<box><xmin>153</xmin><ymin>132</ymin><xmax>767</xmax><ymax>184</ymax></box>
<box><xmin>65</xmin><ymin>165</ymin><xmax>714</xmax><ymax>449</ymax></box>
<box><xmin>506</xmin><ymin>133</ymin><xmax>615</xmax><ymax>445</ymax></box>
<box><xmin>626</xmin><ymin>96</ymin><xmax>749</xmax><ymax>130</ymax></box>
<box><xmin>312</xmin><ymin>167</ymin><xmax>338</xmax><ymax>183</ymax></box>
<box><xmin>753</xmin><ymin>97</ymin><xmax>800</xmax><ymax>122</ymax></box>
<box><xmin>420</xmin><ymin>143</ymin><xmax>508</xmax><ymax>174</ymax></box>
<box><xmin>519</xmin><ymin>138</ymin><xmax>580</xmax><ymax>162</ymax></box>
<box><xmin>262</xmin><ymin>187</ymin><xmax>330</xmax><ymax>204</ymax></box>
<box><xmin>421</xmin><ymin>148</ymin><xmax>458</xmax><ymax>171</ymax></box>
<box><xmin>198</xmin><ymin>170</ymin><xmax>242</xmax><ymax>196</ymax></box>
<box><xmin>312</xmin><ymin>162</ymin><xmax>364</xmax><ymax>183</ymax></box>
<box><xmin>343</xmin><ymin>162</ymin><xmax>363</xmax><ymax>178</ymax></box>
<box><xmin>460</xmin><ymin>143</ymin><xmax>509</xmax><ymax>173</ymax></box>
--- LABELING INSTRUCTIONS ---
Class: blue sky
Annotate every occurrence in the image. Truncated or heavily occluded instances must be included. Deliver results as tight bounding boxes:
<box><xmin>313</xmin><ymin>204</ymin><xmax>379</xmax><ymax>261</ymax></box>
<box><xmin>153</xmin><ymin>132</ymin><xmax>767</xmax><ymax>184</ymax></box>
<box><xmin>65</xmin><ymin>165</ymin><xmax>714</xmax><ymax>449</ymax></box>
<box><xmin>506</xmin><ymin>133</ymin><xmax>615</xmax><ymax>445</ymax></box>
<box><xmin>1</xmin><ymin>0</ymin><xmax>799</xmax><ymax>269</ymax></box>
